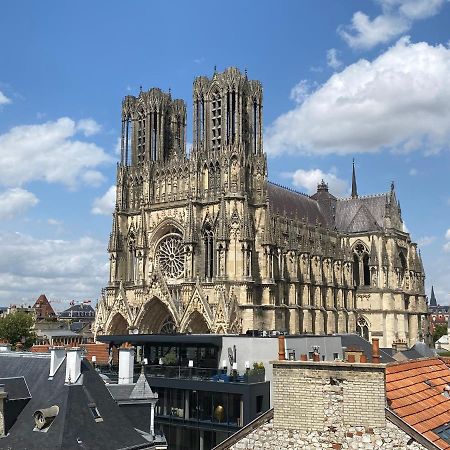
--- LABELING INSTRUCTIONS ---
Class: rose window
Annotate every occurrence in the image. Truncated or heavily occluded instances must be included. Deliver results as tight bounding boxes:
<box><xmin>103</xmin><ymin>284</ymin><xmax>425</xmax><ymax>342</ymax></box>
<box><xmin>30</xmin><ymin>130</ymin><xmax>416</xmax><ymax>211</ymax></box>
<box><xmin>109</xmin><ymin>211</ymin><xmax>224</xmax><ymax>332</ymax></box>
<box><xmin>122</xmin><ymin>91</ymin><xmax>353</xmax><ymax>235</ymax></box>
<box><xmin>156</xmin><ymin>234</ymin><xmax>185</xmax><ymax>279</ymax></box>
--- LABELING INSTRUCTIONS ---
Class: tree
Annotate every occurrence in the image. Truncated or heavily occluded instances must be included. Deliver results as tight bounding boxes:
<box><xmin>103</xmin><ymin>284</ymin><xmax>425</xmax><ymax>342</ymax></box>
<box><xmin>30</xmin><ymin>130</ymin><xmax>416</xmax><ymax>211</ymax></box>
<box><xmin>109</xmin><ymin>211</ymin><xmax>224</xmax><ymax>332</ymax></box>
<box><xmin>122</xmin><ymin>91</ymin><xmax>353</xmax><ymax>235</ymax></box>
<box><xmin>433</xmin><ymin>324</ymin><xmax>448</xmax><ymax>343</ymax></box>
<box><xmin>0</xmin><ymin>311</ymin><xmax>36</xmax><ymax>349</ymax></box>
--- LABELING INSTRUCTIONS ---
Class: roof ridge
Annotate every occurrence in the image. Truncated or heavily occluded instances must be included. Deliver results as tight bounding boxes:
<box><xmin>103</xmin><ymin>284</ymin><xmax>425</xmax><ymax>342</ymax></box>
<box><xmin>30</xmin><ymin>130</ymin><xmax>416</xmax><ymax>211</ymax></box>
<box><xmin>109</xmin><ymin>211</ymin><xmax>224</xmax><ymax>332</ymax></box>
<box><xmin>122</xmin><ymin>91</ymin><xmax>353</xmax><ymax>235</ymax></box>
<box><xmin>337</xmin><ymin>192</ymin><xmax>388</xmax><ymax>201</ymax></box>
<box><xmin>267</xmin><ymin>180</ymin><xmax>312</xmax><ymax>198</ymax></box>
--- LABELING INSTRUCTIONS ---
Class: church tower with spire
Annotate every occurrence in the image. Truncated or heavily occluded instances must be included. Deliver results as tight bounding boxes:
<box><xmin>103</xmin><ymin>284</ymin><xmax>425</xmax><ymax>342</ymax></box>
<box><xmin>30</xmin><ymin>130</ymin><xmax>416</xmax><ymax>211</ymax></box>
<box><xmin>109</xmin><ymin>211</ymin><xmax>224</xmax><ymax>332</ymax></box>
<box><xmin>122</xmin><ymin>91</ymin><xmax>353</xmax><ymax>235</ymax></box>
<box><xmin>94</xmin><ymin>68</ymin><xmax>428</xmax><ymax>348</ymax></box>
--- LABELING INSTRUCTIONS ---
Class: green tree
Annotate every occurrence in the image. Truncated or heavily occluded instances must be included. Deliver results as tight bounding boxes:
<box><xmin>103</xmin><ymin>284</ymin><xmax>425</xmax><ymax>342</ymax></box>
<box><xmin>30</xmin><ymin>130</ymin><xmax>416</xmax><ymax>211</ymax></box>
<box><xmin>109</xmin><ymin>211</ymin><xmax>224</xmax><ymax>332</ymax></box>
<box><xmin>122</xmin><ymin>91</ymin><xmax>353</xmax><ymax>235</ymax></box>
<box><xmin>433</xmin><ymin>324</ymin><xmax>448</xmax><ymax>343</ymax></box>
<box><xmin>0</xmin><ymin>311</ymin><xmax>36</xmax><ymax>349</ymax></box>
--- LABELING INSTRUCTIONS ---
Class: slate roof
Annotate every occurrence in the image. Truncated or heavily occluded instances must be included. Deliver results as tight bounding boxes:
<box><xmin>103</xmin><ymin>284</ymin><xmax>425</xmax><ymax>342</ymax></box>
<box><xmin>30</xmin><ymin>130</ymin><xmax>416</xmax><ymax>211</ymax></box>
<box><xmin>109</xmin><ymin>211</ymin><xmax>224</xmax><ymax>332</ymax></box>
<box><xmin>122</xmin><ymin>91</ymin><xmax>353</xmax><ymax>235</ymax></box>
<box><xmin>0</xmin><ymin>352</ymin><xmax>153</xmax><ymax>450</ymax></box>
<box><xmin>334</xmin><ymin>195</ymin><xmax>387</xmax><ymax>233</ymax></box>
<box><xmin>386</xmin><ymin>358</ymin><xmax>450</xmax><ymax>450</ymax></box>
<box><xmin>337</xmin><ymin>333</ymin><xmax>395</xmax><ymax>363</ymax></box>
<box><xmin>267</xmin><ymin>182</ymin><xmax>327</xmax><ymax>226</ymax></box>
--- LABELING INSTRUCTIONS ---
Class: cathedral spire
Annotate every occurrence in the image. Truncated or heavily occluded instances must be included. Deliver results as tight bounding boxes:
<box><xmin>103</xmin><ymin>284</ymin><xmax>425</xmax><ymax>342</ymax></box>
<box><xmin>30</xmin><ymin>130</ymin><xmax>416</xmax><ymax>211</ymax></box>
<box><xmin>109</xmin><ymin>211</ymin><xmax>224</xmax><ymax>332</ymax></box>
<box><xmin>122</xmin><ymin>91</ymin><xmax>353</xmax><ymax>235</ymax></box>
<box><xmin>351</xmin><ymin>158</ymin><xmax>358</xmax><ymax>198</ymax></box>
<box><xmin>430</xmin><ymin>285</ymin><xmax>437</xmax><ymax>307</ymax></box>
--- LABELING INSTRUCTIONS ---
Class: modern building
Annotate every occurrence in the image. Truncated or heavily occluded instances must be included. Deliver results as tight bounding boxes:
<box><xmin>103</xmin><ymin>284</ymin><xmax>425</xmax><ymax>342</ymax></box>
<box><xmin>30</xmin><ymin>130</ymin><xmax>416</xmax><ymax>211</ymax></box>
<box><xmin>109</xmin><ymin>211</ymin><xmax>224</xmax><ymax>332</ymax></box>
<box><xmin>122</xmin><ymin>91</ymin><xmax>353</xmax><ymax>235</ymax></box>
<box><xmin>94</xmin><ymin>66</ymin><xmax>428</xmax><ymax>350</ymax></box>
<box><xmin>95</xmin><ymin>332</ymin><xmax>404</xmax><ymax>450</ymax></box>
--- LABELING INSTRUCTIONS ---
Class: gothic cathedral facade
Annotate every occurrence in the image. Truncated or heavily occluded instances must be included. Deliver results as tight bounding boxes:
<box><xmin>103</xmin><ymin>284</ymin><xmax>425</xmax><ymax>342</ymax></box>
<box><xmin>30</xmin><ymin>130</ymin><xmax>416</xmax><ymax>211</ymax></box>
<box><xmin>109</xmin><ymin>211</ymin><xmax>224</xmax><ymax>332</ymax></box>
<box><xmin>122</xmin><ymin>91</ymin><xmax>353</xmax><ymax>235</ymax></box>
<box><xmin>94</xmin><ymin>67</ymin><xmax>428</xmax><ymax>348</ymax></box>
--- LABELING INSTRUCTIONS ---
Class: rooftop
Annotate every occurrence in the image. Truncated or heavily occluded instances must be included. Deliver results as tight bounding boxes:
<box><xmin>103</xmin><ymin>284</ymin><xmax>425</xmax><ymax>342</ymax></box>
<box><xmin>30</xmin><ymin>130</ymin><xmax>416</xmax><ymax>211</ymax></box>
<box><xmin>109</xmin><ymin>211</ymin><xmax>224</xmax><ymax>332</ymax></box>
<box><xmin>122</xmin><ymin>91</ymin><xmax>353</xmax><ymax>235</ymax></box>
<box><xmin>386</xmin><ymin>357</ymin><xmax>450</xmax><ymax>450</ymax></box>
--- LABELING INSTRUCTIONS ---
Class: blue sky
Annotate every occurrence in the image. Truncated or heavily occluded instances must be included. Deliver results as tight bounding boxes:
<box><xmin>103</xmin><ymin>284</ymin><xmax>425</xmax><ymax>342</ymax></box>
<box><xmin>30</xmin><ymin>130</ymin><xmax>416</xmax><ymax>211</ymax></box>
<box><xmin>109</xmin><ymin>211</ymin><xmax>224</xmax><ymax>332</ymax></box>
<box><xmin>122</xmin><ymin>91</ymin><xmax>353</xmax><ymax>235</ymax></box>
<box><xmin>0</xmin><ymin>0</ymin><xmax>449</xmax><ymax>309</ymax></box>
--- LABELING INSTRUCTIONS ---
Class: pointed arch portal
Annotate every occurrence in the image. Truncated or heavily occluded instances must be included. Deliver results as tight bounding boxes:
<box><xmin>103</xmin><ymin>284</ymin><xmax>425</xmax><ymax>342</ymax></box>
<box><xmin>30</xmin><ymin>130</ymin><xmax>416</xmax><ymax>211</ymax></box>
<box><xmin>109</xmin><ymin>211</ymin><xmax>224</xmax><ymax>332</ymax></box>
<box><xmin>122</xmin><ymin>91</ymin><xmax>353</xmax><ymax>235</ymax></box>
<box><xmin>184</xmin><ymin>311</ymin><xmax>210</xmax><ymax>334</ymax></box>
<box><xmin>139</xmin><ymin>297</ymin><xmax>178</xmax><ymax>334</ymax></box>
<box><xmin>108</xmin><ymin>313</ymin><xmax>129</xmax><ymax>335</ymax></box>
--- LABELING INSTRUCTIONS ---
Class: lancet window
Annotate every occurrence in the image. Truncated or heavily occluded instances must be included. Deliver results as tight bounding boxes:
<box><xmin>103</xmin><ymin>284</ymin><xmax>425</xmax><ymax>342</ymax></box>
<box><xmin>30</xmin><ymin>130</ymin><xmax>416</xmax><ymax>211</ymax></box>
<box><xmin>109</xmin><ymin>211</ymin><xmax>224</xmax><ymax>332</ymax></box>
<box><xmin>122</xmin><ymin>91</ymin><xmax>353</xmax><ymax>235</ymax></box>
<box><xmin>211</xmin><ymin>90</ymin><xmax>222</xmax><ymax>149</ymax></box>
<box><xmin>203</xmin><ymin>225</ymin><xmax>214</xmax><ymax>280</ymax></box>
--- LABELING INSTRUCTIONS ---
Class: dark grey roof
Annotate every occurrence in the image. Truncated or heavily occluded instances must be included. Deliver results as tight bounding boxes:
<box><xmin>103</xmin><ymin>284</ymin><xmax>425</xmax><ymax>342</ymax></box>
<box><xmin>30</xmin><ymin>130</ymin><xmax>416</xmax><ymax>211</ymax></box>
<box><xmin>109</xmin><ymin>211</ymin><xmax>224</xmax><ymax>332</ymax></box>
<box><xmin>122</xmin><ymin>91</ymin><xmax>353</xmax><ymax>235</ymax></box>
<box><xmin>337</xmin><ymin>334</ymin><xmax>395</xmax><ymax>363</ymax></box>
<box><xmin>267</xmin><ymin>182</ymin><xmax>326</xmax><ymax>226</ymax></box>
<box><xmin>0</xmin><ymin>376</ymin><xmax>31</xmax><ymax>400</ymax></box>
<box><xmin>0</xmin><ymin>353</ymin><xmax>153</xmax><ymax>450</ymax></box>
<box><xmin>335</xmin><ymin>195</ymin><xmax>387</xmax><ymax>232</ymax></box>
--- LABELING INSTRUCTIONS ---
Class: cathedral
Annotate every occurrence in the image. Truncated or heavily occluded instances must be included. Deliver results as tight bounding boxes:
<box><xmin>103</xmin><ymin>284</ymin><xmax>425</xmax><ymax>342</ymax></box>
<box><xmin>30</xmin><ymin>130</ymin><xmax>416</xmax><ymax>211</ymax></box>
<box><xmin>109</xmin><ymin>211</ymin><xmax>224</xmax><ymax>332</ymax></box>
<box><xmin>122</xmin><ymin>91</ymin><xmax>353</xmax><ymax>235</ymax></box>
<box><xmin>94</xmin><ymin>67</ymin><xmax>428</xmax><ymax>348</ymax></box>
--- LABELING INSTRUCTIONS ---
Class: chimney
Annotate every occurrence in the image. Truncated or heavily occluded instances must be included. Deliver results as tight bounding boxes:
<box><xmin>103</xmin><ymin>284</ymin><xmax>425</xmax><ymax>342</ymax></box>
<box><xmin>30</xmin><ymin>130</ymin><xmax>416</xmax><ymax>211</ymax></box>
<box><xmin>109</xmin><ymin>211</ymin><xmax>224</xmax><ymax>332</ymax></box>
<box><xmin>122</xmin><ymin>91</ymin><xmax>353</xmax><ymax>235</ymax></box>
<box><xmin>372</xmin><ymin>338</ymin><xmax>380</xmax><ymax>364</ymax></box>
<box><xmin>119</xmin><ymin>345</ymin><xmax>135</xmax><ymax>384</ymax></box>
<box><xmin>0</xmin><ymin>384</ymin><xmax>6</xmax><ymax>437</ymax></box>
<box><xmin>278</xmin><ymin>336</ymin><xmax>286</xmax><ymax>361</ymax></box>
<box><xmin>65</xmin><ymin>348</ymin><xmax>82</xmax><ymax>384</ymax></box>
<box><xmin>49</xmin><ymin>347</ymin><xmax>66</xmax><ymax>378</ymax></box>
<box><xmin>392</xmin><ymin>340</ymin><xmax>408</xmax><ymax>353</ymax></box>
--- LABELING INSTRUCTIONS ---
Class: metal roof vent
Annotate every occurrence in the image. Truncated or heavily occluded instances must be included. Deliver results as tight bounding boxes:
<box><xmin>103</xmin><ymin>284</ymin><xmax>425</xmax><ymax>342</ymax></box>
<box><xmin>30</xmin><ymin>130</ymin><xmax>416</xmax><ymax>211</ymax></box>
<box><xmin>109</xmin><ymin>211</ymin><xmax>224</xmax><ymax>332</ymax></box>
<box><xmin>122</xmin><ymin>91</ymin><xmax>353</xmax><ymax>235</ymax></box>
<box><xmin>33</xmin><ymin>405</ymin><xmax>59</xmax><ymax>432</ymax></box>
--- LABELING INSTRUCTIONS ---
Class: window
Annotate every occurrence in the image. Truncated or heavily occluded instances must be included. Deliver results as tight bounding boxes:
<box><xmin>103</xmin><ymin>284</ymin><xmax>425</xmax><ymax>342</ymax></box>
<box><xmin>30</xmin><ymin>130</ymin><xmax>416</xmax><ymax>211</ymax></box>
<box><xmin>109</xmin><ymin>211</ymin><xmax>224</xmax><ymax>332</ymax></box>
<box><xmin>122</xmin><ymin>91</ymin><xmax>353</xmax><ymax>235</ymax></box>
<box><xmin>204</xmin><ymin>226</ymin><xmax>214</xmax><ymax>280</ymax></box>
<box><xmin>353</xmin><ymin>242</ymin><xmax>370</xmax><ymax>287</ymax></box>
<box><xmin>137</xmin><ymin>115</ymin><xmax>146</xmax><ymax>163</ymax></box>
<box><xmin>356</xmin><ymin>316</ymin><xmax>370</xmax><ymax>341</ymax></box>
<box><xmin>211</xmin><ymin>90</ymin><xmax>222</xmax><ymax>149</ymax></box>
<box><xmin>256</xmin><ymin>395</ymin><xmax>263</xmax><ymax>414</ymax></box>
<box><xmin>89</xmin><ymin>404</ymin><xmax>103</xmax><ymax>422</ymax></box>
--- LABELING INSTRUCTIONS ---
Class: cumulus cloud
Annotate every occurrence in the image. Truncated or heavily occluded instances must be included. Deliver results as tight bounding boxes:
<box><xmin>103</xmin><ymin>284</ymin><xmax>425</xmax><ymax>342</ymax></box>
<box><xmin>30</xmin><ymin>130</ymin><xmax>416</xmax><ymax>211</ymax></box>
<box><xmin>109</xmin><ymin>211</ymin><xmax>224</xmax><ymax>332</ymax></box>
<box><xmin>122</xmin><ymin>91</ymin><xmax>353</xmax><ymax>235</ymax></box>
<box><xmin>76</xmin><ymin>118</ymin><xmax>102</xmax><ymax>136</ymax></box>
<box><xmin>417</xmin><ymin>236</ymin><xmax>436</xmax><ymax>247</ymax></box>
<box><xmin>0</xmin><ymin>232</ymin><xmax>108</xmax><ymax>305</ymax></box>
<box><xmin>286</xmin><ymin>168</ymin><xmax>349</xmax><ymax>197</ymax></box>
<box><xmin>444</xmin><ymin>229</ymin><xmax>450</xmax><ymax>252</ymax></box>
<box><xmin>92</xmin><ymin>185</ymin><xmax>116</xmax><ymax>215</ymax></box>
<box><xmin>265</xmin><ymin>38</ymin><xmax>450</xmax><ymax>156</ymax></box>
<box><xmin>326</xmin><ymin>48</ymin><xmax>343</xmax><ymax>70</ymax></box>
<box><xmin>0</xmin><ymin>90</ymin><xmax>11</xmax><ymax>106</ymax></box>
<box><xmin>0</xmin><ymin>188</ymin><xmax>38</xmax><ymax>219</ymax></box>
<box><xmin>0</xmin><ymin>117</ymin><xmax>112</xmax><ymax>188</ymax></box>
<box><xmin>338</xmin><ymin>0</ymin><xmax>445</xmax><ymax>50</ymax></box>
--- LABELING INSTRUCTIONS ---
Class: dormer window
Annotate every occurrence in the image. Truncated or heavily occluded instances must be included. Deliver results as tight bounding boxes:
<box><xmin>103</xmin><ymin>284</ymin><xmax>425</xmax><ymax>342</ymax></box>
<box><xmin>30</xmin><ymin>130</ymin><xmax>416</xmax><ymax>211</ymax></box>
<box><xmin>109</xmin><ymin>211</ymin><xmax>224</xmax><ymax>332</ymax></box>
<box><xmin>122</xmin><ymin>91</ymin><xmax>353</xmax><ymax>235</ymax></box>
<box><xmin>89</xmin><ymin>403</ymin><xmax>103</xmax><ymax>423</ymax></box>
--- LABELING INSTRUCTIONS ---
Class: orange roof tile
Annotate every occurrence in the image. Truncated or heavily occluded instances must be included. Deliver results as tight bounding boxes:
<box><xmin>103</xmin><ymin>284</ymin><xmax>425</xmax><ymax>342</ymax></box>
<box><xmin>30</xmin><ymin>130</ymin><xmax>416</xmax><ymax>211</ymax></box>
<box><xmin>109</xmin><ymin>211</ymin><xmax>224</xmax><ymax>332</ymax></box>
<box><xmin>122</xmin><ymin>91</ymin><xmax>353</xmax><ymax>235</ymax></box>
<box><xmin>386</xmin><ymin>358</ymin><xmax>450</xmax><ymax>450</ymax></box>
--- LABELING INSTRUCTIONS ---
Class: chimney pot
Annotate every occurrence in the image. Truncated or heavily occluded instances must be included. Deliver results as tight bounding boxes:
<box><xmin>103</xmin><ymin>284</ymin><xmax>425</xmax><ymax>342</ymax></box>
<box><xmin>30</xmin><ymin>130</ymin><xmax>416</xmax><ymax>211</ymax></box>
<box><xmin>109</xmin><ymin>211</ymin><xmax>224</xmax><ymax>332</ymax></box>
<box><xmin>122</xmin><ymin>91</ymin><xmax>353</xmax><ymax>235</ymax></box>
<box><xmin>300</xmin><ymin>354</ymin><xmax>308</xmax><ymax>361</ymax></box>
<box><xmin>372</xmin><ymin>338</ymin><xmax>380</xmax><ymax>364</ymax></box>
<box><xmin>278</xmin><ymin>336</ymin><xmax>286</xmax><ymax>361</ymax></box>
<box><xmin>360</xmin><ymin>354</ymin><xmax>368</xmax><ymax>363</ymax></box>
<box><xmin>347</xmin><ymin>354</ymin><xmax>356</xmax><ymax>363</ymax></box>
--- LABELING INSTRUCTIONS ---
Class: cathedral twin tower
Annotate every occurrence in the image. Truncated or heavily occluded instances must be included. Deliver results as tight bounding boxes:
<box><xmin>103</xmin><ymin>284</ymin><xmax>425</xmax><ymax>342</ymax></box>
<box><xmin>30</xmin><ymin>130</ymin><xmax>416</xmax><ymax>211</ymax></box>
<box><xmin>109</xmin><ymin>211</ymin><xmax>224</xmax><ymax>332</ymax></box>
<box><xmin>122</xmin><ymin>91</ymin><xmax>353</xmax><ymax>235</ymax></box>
<box><xmin>94</xmin><ymin>67</ymin><xmax>428</xmax><ymax>348</ymax></box>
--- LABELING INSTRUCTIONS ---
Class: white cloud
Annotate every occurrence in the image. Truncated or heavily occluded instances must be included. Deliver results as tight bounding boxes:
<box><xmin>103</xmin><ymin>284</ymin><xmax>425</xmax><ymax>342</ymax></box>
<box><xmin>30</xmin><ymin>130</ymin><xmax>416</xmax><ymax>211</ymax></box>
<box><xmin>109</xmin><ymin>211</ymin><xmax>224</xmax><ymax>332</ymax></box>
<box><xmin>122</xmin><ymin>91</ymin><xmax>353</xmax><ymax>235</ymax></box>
<box><xmin>286</xmin><ymin>168</ymin><xmax>349</xmax><ymax>197</ymax></box>
<box><xmin>338</xmin><ymin>0</ymin><xmax>445</xmax><ymax>50</ymax></box>
<box><xmin>289</xmin><ymin>80</ymin><xmax>314</xmax><ymax>103</ymax></box>
<box><xmin>265</xmin><ymin>38</ymin><xmax>450</xmax><ymax>156</ymax></box>
<box><xmin>0</xmin><ymin>117</ymin><xmax>112</xmax><ymax>188</ymax></box>
<box><xmin>326</xmin><ymin>48</ymin><xmax>343</xmax><ymax>70</ymax></box>
<box><xmin>82</xmin><ymin>170</ymin><xmax>106</xmax><ymax>187</ymax></box>
<box><xmin>92</xmin><ymin>185</ymin><xmax>116</xmax><ymax>215</ymax></box>
<box><xmin>0</xmin><ymin>91</ymin><xmax>11</xmax><ymax>106</ymax></box>
<box><xmin>444</xmin><ymin>229</ymin><xmax>450</xmax><ymax>252</ymax></box>
<box><xmin>0</xmin><ymin>232</ymin><xmax>108</xmax><ymax>305</ymax></box>
<box><xmin>76</xmin><ymin>118</ymin><xmax>102</xmax><ymax>136</ymax></box>
<box><xmin>417</xmin><ymin>235</ymin><xmax>436</xmax><ymax>246</ymax></box>
<box><xmin>0</xmin><ymin>188</ymin><xmax>38</xmax><ymax>219</ymax></box>
<box><xmin>47</xmin><ymin>218</ymin><xmax>63</xmax><ymax>226</ymax></box>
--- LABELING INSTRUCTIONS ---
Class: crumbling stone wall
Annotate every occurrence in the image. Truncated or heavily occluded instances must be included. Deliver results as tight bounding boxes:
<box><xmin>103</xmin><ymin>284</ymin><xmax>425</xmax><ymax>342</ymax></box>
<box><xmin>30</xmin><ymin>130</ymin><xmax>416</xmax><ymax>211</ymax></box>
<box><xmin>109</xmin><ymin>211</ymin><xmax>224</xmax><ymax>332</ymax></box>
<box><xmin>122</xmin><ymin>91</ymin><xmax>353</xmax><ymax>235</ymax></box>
<box><xmin>229</xmin><ymin>419</ymin><xmax>426</xmax><ymax>450</ymax></box>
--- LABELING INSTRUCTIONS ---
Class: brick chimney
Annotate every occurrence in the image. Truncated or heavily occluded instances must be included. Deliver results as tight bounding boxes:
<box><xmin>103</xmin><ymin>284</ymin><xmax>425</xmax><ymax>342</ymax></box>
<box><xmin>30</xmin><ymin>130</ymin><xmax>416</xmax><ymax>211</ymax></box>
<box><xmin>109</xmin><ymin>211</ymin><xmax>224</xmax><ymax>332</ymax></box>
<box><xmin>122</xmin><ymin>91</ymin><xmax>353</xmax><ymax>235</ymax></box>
<box><xmin>0</xmin><ymin>384</ymin><xmax>6</xmax><ymax>437</ymax></box>
<box><xmin>65</xmin><ymin>348</ymin><xmax>82</xmax><ymax>384</ymax></box>
<box><xmin>118</xmin><ymin>345</ymin><xmax>135</xmax><ymax>384</ymax></box>
<box><xmin>372</xmin><ymin>338</ymin><xmax>380</xmax><ymax>364</ymax></box>
<box><xmin>278</xmin><ymin>336</ymin><xmax>286</xmax><ymax>361</ymax></box>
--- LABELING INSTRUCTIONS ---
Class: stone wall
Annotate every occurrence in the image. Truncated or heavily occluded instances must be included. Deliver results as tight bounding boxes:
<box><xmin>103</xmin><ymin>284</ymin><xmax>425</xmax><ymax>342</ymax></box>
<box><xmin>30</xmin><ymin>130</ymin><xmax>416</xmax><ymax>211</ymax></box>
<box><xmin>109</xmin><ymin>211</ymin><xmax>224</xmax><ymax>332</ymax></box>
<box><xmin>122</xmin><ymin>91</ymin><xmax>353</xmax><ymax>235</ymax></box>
<box><xmin>229</xmin><ymin>418</ymin><xmax>426</xmax><ymax>450</ymax></box>
<box><xmin>273</xmin><ymin>361</ymin><xmax>386</xmax><ymax>431</ymax></box>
